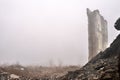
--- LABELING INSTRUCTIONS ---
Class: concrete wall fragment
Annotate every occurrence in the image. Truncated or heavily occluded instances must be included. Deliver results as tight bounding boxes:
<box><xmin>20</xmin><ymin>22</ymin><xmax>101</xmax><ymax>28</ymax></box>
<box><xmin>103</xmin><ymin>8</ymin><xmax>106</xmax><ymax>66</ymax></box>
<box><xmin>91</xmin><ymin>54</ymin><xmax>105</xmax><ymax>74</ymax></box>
<box><xmin>87</xmin><ymin>8</ymin><xmax>108</xmax><ymax>60</ymax></box>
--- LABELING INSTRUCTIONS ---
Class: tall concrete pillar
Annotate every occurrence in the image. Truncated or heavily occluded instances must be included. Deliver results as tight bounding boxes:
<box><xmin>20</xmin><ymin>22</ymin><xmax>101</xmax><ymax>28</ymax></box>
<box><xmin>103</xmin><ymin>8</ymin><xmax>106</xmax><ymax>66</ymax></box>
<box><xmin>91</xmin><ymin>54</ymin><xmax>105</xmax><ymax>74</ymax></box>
<box><xmin>87</xmin><ymin>8</ymin><xmax>108</xmax><ymax>60</ymax></box>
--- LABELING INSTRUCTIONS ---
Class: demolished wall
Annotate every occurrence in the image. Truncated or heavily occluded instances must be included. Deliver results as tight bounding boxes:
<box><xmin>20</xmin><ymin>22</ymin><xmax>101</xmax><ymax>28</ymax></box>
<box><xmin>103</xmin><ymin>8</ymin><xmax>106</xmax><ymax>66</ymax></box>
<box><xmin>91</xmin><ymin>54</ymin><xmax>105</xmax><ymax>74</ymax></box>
<box><xmin>87</xmin><ymin>8</ymin><xmax>108</xmax><ymax>60</ymax></box>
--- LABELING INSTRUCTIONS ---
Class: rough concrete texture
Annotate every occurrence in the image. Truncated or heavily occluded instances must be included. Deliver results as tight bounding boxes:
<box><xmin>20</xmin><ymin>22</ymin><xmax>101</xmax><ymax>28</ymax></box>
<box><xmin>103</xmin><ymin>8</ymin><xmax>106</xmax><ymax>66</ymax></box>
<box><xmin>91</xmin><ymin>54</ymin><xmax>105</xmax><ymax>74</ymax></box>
<box><xmin>87</xmin><ymin>8</ymin><xmax>108</xmax><ymax>61</ymax></box>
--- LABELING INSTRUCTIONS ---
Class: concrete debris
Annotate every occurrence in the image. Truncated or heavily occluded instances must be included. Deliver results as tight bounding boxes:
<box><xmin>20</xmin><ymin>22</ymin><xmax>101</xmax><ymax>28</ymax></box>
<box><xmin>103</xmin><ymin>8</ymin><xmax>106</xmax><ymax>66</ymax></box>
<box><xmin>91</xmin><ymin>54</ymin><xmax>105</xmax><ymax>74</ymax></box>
<box><xmin>57</xmin><ymin>34</ymin><xmax>120</xmax><ymax>80</ymax></box>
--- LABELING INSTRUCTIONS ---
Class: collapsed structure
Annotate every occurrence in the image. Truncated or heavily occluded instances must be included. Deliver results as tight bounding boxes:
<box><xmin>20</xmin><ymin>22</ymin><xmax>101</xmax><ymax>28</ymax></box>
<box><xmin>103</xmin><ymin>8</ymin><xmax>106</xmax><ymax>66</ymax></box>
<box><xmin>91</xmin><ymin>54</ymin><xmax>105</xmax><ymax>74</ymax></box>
<box><xmin>87</xmin><ymin>8</ymin><xmax>108</xmax><ymax>60</ymax></box>
<box><xmin>57</xmin><ymin>16</ymin><xmax>120</xmax><ymax>80</ymax></box>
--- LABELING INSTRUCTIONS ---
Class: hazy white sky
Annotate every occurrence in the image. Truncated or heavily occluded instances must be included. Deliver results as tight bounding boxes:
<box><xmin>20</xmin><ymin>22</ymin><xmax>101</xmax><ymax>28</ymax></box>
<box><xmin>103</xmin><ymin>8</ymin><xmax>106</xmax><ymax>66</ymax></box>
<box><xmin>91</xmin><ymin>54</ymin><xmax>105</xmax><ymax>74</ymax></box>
<box><xmin>0</xmin><ymin>0</ymin><xmax>120</xmax><ymax>66</ymax></box>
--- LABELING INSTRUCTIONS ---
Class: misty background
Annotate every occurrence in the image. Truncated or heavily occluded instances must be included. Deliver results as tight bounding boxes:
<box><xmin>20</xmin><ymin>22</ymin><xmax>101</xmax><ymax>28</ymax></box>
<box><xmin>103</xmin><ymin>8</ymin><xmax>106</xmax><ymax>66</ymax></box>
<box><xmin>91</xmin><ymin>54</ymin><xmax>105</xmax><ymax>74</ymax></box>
<box><xmin>0</xmin><ymin>0</ymin><xmax>120</xmax><ymax>66</ymax></box>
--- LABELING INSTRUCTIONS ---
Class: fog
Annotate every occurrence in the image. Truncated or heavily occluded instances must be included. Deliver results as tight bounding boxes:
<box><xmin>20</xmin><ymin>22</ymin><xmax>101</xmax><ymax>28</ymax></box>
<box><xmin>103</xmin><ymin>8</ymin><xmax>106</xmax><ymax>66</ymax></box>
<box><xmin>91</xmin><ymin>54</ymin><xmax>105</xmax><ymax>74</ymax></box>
<box><xmin>0</xmin><ymin>0</ymin><xmax>120</xmax><ymax>66</ymax></box>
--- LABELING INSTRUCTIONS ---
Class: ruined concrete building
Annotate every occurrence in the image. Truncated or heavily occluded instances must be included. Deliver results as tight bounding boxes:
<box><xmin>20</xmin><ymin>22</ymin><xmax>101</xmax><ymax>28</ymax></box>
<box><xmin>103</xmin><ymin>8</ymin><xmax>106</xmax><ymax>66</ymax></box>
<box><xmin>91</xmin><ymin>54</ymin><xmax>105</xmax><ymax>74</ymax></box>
<box><xmin>87</xmin><ymin>8</ymin><xmax>108</xmax><ymax>60</ymax></box>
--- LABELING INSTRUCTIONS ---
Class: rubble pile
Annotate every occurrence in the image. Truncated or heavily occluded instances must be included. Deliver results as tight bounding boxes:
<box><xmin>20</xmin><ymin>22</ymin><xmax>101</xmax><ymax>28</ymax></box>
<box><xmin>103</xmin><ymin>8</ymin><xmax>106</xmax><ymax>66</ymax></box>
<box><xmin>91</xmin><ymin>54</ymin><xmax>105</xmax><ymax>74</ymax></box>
<box><xmin>58</xmin><ymin>34</ymin><xmax>120</xmax><ymax>80</ymax></box>
<box><xmin>0</xmin><ymin>17</ymin><xmax>120</xmax><ymax>80</ymax></box>
<box><xmin>57</xmin><ymin>18</ymin><xmax>120</xmax><ymax>80</ymax></box>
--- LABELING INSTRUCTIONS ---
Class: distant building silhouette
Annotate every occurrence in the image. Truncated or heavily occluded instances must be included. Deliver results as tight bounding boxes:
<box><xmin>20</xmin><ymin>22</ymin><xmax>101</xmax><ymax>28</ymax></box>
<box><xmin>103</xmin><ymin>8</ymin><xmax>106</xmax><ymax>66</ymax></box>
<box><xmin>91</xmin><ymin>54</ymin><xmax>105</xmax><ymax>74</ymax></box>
<box><xmin>87</xmin><ymin>8</ymin><xmax>108</xmax><ymax>60</ymax></box>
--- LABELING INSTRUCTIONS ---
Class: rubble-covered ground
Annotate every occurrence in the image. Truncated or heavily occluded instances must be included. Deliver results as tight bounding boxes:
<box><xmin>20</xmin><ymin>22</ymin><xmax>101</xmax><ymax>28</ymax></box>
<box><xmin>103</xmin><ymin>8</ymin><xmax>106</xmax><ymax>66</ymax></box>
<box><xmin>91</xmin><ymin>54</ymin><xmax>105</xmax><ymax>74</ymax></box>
<box><xmin>0</xmin><ymin>34</ymin><xmax>120</xmax><ymax>80</ymax></box>
<box><xmin>1</xmin><ymin>32</ymin><xmax>120</xmax><ymax>80</ymax></box>
<box><xmin>57</xmin><ymin>34</ymin><xmax>120</xmax><ymax>80</ymax></box>
<box><xmin>0</xmin><ymin>64</ymin><xmax>80</xmax><ymax>80</ymax></box>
